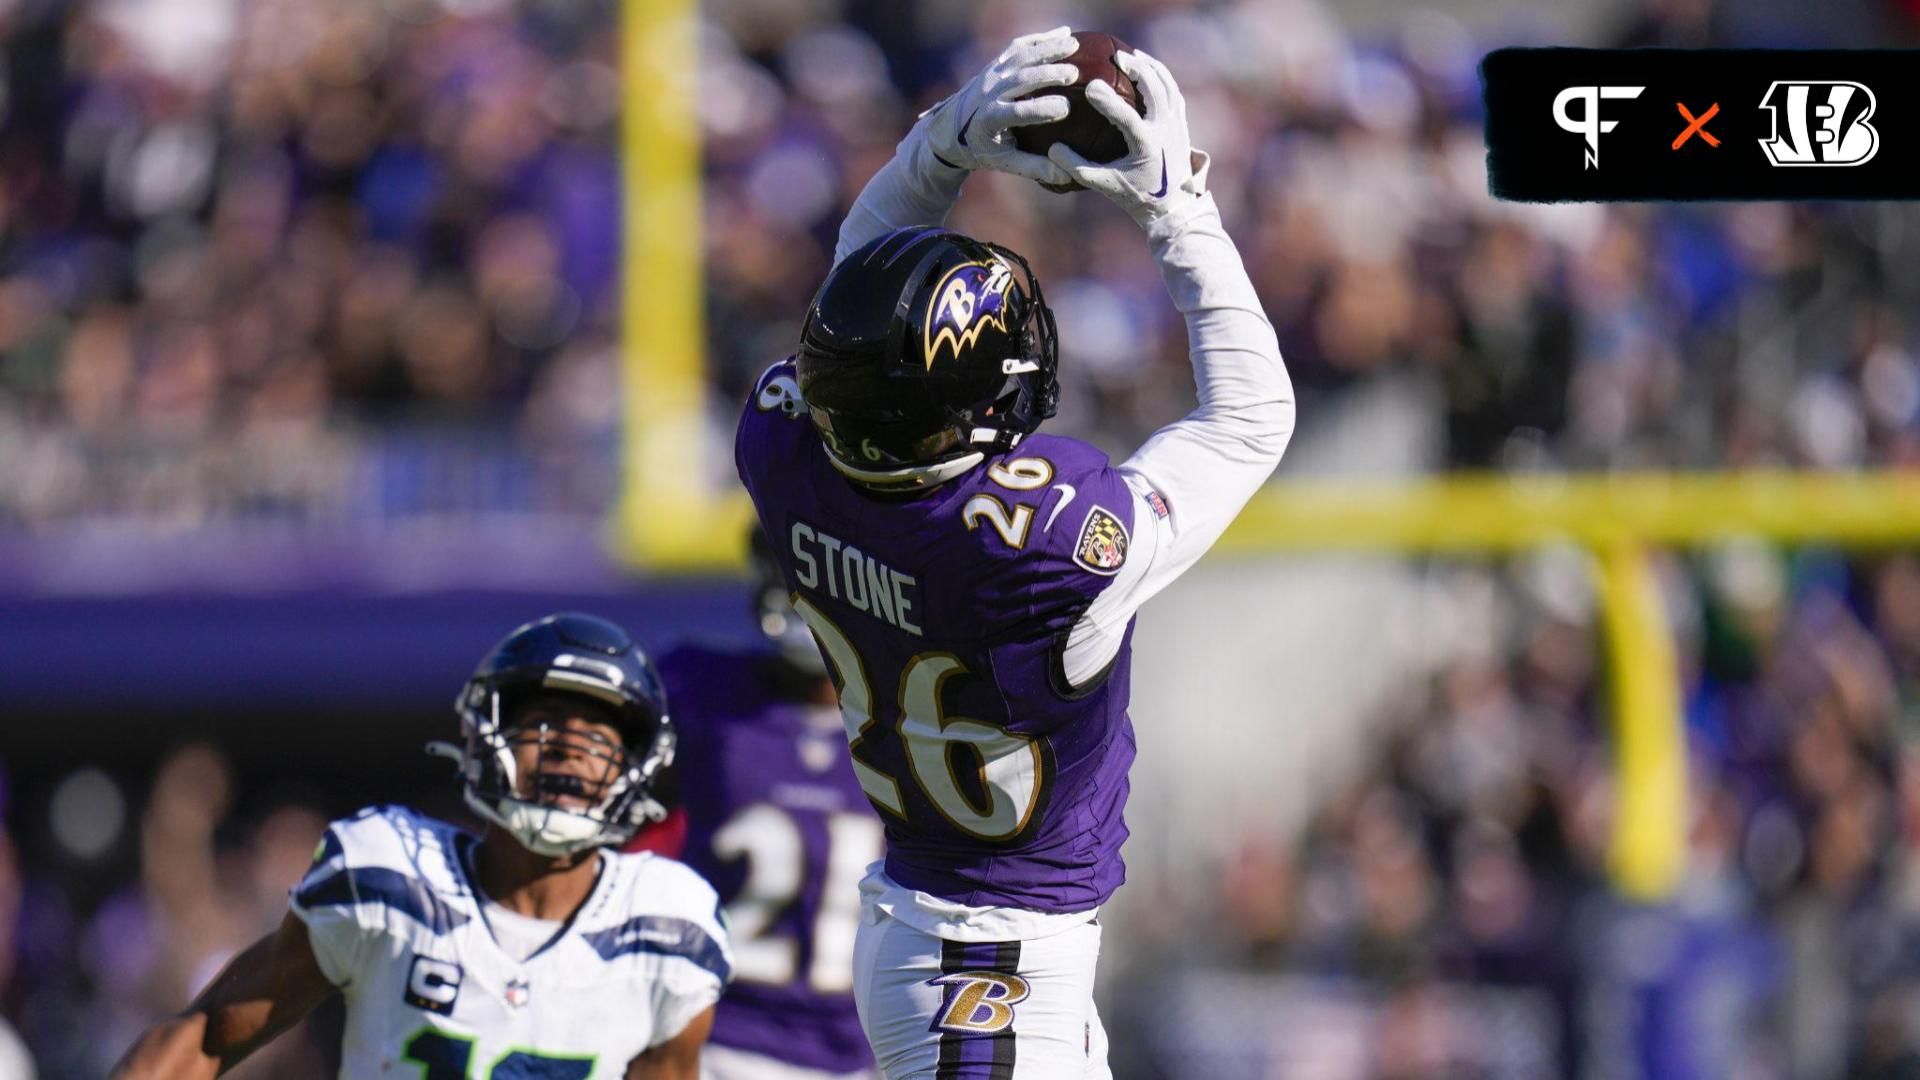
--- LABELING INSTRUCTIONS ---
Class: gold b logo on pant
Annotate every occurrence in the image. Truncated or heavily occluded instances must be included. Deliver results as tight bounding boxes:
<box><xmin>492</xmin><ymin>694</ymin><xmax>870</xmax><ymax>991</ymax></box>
<box><xmin>929</xmin><ymin>971</ymin><xmax>1032</xmax><ymax>1034</ymax></box>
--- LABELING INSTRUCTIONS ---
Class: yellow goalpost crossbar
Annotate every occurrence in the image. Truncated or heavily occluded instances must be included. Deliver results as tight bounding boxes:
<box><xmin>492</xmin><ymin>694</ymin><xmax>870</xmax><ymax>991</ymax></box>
<box><xmin>619</xmin><ymin>472</ymin><xmax>1920</xmax><ymax>571</ymax></box>
<box><xmin>615</xmin><ymin>0</ymin><xmax>1920</xmax><ymax>902</ymax></box>
<box><xmin>1219</xmin><ymin>470</ymin><xmax>1920</xmax><ymax>553</ymax></box>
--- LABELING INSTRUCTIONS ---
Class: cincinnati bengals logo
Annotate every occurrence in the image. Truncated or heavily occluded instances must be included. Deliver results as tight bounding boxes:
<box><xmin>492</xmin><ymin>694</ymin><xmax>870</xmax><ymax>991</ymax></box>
<box><xmin>928</xmin><ymin>971</ymin><xmax>1031</xmax><ymax>1034</ymax></box>
<box><xmin>1758</xmin><ymin>81</ymin><xmax>1879</xmax><ymax>167</ymax></box>
<box><xmin>923</xmin><ymin>260</ymin><xmax>1015</xmax><ymax>370</ymax></box>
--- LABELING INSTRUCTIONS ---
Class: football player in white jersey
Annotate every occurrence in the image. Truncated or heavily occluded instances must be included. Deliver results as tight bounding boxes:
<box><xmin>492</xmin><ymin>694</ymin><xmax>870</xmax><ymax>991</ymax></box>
<box><xmin>111</xmin><ymin>613</ymin><xmax>735</xmax><ymax>1080</ymax></box>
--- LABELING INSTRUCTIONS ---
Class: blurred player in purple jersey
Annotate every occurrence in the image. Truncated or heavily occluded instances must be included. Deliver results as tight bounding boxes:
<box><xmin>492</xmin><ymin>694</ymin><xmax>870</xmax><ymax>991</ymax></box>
<box><xmin>636</xmin><ymin>529</ymin><xmax>882</xmax><ymax>1079</ymax></box>
<box><xmin>736</xmin><ymin>27</ymin><xmax>1295</xmax><ymax>1079</ymax></box>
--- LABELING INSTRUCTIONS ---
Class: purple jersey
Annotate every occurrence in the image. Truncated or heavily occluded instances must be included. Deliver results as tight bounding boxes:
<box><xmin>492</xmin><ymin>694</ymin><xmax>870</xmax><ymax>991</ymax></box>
<box><xmin>661</xmin><ymin>644</ymin><xmax>880</xmax><ymax>1073</ymax></box>
<box><xmin>735</xmin><ymin>360</ymin><xmax>1139</xmax><ymax>914</ymax></box>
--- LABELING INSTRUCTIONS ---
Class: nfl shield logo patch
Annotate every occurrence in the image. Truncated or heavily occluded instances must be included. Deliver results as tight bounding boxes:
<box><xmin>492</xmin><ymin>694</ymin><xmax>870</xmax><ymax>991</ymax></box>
<box><xmin>1074</xmin><ymin>506</ymin><xmax>1129</xmax><ymax>575</ymax></box>
<box><xmin>504</xmin><ymin>979</ymin><xmax>531</xmax><ymax>1008</ymax></box>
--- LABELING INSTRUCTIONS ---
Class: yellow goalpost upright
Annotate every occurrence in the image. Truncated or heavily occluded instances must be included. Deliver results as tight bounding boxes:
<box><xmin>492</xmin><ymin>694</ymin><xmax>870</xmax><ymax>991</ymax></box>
<box><xmin>617</xmin><ymin>0</ymin><xmax>741</xmax><ymax>569</ymax></box>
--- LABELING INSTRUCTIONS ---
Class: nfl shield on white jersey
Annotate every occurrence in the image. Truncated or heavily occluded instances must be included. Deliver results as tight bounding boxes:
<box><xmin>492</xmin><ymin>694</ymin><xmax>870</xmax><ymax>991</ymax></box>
<box><xmin>290</xmin><ymin>805</ymin><xmax>732</xmax><ymax>1078</ymax></box>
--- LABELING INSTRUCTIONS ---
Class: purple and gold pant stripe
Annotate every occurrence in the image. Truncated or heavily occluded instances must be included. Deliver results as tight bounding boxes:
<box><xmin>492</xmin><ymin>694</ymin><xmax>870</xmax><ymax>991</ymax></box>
<box><xmin>934</xmin><ymin>939</ymin><xmax>1021</xmax><ymax>1079</ymax></box>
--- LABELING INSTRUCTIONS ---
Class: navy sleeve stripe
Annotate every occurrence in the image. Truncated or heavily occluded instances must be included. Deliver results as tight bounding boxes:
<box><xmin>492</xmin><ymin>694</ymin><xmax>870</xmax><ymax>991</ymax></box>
<box><xmin>582</xmin><ymin>915</ymin><xmax>732</xmax><ymax>984</ymax></box>
<box><xmin>294</xmin><ymin>866</ymin><xmax>470</xmax><ymax>935</ymax></box>
<box><xmin>314</xmin><ymin>827</ymin><xmax>346</xmax><ymax>868</ymax></box>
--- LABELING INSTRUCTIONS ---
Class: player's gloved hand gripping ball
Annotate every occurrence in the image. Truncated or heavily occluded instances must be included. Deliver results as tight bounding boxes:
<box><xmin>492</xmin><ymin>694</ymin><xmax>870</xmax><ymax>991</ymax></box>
<box><xmin>1009</xmin><ymin>31</ymin><xmax>1142</xmax><ymax>193</ymax></box>
<box><xmin>1046</xmin><ymin>49</ymin><xmax>1212</xmax><ymax>231</ymax></box>
<box><xmin>918</xmin><ymin>27</ymin><xmax>1082</xmax><ymax>187</ymax></box>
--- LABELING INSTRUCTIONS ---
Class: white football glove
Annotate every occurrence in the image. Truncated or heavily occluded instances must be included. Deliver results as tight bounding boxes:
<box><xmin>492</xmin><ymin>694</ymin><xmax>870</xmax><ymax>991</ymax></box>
<box><xmin>917</xmin><ymin>27</ymin><xmax>1081</xmax><ymax>188</ymax></box>
<box><xmin>1047</xmin><ymin>49</ymin><xmax>1211</xmax><ymax>230</ymax></box>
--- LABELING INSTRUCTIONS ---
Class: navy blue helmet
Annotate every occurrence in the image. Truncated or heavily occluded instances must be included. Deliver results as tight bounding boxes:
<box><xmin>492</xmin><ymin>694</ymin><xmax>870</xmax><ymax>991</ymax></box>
<box><xmin>438</xmin><ymin>613</ymin><xmax>675</xmax><ymax>855</ymax></box>
<box><xmin>797</xmin><ymin>227</ymin><xmax>1059</xmax><ymax>491</ymax></box>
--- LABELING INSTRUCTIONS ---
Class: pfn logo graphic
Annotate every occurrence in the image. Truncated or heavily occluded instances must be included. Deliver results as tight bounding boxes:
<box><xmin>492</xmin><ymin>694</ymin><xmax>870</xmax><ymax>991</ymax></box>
<box><xmin>1758</xmin><ymin>81</ymin><xmax>1878</xmax><ymax>167</ymax></box>
<box><xmin>1553</xmin><ymin>86</ymin><xmax>1645</xmax><ymax>169</ymax></box>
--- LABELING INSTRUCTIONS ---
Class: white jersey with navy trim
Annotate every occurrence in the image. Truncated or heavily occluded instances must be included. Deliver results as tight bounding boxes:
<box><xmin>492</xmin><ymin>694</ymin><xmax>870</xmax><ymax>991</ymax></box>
<box><xmin>290</xmin><ymin>805</ymin><xmax>733</xmax><ymax>1079</ymax></box>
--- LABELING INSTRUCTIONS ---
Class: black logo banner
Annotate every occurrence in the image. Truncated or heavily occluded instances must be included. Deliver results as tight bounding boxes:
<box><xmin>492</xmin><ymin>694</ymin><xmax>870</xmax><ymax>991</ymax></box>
<box><xmin>1483</xmin><ymin>49</ymin><xmax>1919</xmax><ymax>201</ymax></box>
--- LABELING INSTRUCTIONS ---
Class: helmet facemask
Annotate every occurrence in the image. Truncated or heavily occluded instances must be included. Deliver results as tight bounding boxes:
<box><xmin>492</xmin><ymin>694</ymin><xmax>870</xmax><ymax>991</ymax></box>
<box><xmin>972</xmin><ymin>244</ymin><xmax>1061</xmax><ymax>445</ymax></box>
<box><xmin>444</xmin><ymin>682</ymin><xmax>675</xmax><ymax>857</ymax></box>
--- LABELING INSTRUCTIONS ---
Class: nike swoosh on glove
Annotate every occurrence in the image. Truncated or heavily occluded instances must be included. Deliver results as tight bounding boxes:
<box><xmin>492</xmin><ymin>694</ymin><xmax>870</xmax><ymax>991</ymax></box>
<box><xmin>916</xmin><ymin>27</ymin><xmax>1081</xmax><ymax>188</ymax></box>
<box><xmin>1046</xmin><ymin>49</ymin><xmax>1212</xmax><ymax>231</ymax></box>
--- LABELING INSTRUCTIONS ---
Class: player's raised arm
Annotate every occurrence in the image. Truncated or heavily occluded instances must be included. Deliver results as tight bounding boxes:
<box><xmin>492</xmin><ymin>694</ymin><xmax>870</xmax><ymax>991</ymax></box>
<box><xmin>832</xmin><ymin>28</ymin><xmax>1080</xmax><ymax>263</ymax></box>
<box><xmin>1044</xmin><ymin>49</ymin><xmax>1296</xmax><ymax>684</ymax></box>
<box><xmin>108</xmin><ymin>912</ymin><xmax>334</xmax><ymax>1080</ymax></box>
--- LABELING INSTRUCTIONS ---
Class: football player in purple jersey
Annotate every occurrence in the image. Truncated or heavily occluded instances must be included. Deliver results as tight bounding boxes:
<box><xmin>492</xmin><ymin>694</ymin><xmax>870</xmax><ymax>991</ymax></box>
<box><xmin>641</xmin><ymin>530</ymin><xmax>882</xmax><ymax>1080</ymax></box>
<box><xmin>735</xmin><ymin>27</ymin><xmax>1295</xmax><ymax>1079</ymax></box>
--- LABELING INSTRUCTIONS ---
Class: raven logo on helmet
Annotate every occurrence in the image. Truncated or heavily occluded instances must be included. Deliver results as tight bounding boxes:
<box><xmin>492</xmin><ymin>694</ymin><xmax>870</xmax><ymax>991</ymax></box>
<box><xmin>924</xmin><ymin>260</ymin><xmax>1015</xmax><ymax>370</ymax></box>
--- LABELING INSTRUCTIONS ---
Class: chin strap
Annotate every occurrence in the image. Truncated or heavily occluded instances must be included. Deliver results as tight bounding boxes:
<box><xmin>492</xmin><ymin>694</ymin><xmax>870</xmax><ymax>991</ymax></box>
<box><xmin>827</xmin><ymin>449</ymin><xmax>985</xmax><ymax>491</ymax></box>
<box><xmin>431</xmin><ymin>737</ymin><xmax>665</xmax><ymax>843</ymax></box>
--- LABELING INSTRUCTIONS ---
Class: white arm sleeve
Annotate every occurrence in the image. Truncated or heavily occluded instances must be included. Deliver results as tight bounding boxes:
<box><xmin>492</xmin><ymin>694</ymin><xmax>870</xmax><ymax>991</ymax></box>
<box><xmin>833</xmin><ymin>121</ymin><xmax>968</xmax><ymax>265</ymax></box>
<box><xmin>645</xmin><ymin>872</ymin><xmax>734</xmax><ymax>1047</ymax></box>
<box><xmin>1061</xmin><ymin>195</ymin><xmax>1296</xmax><ymax>686</ymax></box>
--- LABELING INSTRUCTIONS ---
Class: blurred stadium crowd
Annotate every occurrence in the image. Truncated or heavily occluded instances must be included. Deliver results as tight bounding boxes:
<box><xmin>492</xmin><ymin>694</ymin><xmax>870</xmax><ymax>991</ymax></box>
<box><xmin>7</xmin><ymin>0</ymin><xmax>1920</xmax><ymax>1075</ymax></box>
<box><xmin>3</xmin><ymin>748</ymin><xmax>352</xmax><ymax>1078</ymax></box>
<box><xmin>1108</xmin><ymin>547</ymin><xmax>1920</xmax><ymax>1077</ymax></box>
<box><xmin>5</xmin><ymin>0</ymin><xmax>1919</xmax><ymax>531</ymax></box>
<box><xmin>0</xmin><ymin>0</ymin><xmax>625</xmax><ymax>527</ymax></box>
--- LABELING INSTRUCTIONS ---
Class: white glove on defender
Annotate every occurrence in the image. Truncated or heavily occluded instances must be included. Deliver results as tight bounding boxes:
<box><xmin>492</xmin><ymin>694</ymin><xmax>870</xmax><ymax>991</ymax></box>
<box><xmin>1048</xmin><ymin>49</ymin><xmax>1211</xmax><ymax>230</ymax></box>
<box><xmin>918</xmin><ymin>27</ymin><xmax>1080</xmax><ymax>187</ymax></box>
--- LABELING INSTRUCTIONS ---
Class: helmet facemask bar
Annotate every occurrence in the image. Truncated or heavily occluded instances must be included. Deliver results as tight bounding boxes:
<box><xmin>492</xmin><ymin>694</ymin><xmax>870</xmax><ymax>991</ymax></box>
<box><xmin>971</xmin><ymin>242</ymin><xmax>1060</xmax><ymax>448</ymax></box>
<box><xmin>449</xmin><ymin>680</ymin><xmax>674</xmax><ymax>856</ymax></box>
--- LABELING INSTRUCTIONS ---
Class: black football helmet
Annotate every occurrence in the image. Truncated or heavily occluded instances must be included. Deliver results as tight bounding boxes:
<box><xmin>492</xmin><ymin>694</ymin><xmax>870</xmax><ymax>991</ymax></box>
<box><xmin>434</xmin><ymin>613</ymin><xmax>675</xmax><ymax>855</ymax></box>
<box><xmin>797</xmin><ymin>226</ymin><xmax>1059</xmax><ymax>490</ymax></box>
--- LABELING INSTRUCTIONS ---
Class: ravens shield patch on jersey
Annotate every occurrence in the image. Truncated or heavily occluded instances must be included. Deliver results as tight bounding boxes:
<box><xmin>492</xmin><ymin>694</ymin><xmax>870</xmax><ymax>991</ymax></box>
<box><xmin>1073</xmin><ymin>506</ymin><xmax>1128</xmax><ymax>575</ymax></box>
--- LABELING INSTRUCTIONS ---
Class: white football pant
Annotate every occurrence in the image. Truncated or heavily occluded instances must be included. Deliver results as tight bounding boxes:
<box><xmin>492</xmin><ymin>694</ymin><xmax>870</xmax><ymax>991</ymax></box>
<box><xmin>851</xmin><ymin>906</ymin><xmax>1111</xmax><ymax>1079</ymax></box>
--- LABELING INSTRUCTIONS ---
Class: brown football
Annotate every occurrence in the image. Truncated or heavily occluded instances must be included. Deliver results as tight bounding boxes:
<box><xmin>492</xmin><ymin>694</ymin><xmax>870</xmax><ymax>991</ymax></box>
<box><xmin>1010</xmin><ymin>32</ymin><xmax>1143</xmax><ymax>175</ymax></box>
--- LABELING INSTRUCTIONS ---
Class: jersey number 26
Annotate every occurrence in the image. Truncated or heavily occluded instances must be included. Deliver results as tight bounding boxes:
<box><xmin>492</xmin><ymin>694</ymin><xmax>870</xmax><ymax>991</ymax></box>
<box><xmin>792</xmin><ymin>459</ymin><xmax>1055</xmax><ymax>845</ymax></box>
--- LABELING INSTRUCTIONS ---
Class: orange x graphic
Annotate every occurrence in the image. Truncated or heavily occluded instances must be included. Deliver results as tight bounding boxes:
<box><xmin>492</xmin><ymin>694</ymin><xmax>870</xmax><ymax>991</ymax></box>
<box><xmin>1673</xmin><ymin>102</ymin><xmax>1721</xmax><ymax>149</ymax></box>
